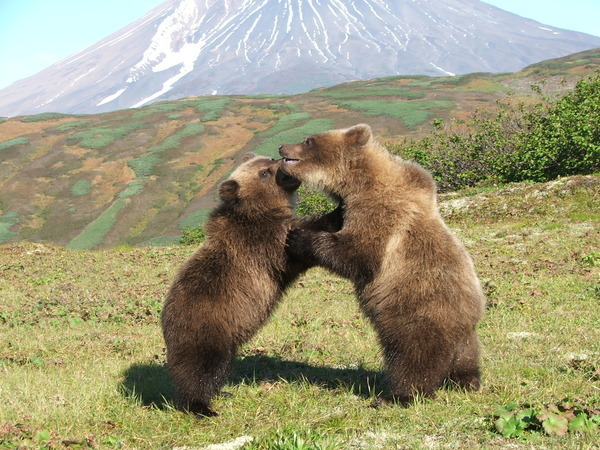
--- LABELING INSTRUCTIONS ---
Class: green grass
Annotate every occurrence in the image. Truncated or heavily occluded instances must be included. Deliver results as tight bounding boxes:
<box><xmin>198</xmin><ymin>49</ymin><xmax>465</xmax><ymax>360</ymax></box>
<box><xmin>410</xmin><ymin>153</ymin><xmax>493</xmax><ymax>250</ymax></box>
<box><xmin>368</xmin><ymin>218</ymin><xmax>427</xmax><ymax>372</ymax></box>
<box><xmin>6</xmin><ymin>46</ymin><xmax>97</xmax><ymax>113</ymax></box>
<box><xmin>0</xmin><ymin>137</ymin><xmax>29</xmax><ymax>150</ymax></box>
<box><xmin>315</xmin><ymin>86</ymin><xmax>425</xmax><ymax>99</ymax></box>
<box><xmin>53</xmin><ymin>120</ymin><xmax>93</xmax><ymax>132</ymax></box>
<box><xmin>128</xmin><ymin>123</ymin><xmax>205</xmax><ymax>178</ymax></box>
<box><xmin>177</xmin><ymin>208</ymin><xmax>212</xmax><ymax>231</ymax></box>
<box><xmin>0</xmin><ymin>211</ymin><xmax>19</xmax><ymax>243</ymax></box>
<box><xmin>253</xmin><ymin>119</ymin><xmax>336</xmax><ymax>158</ymax></box>
<box><xmin>335</xmin><ymin>100</ymin><xmax>454</xmax><ymax>128</ymax></box>
<box><xmin>1</xmin><ymin>177</ymin><xmax>598</xmax><ymax>448</ymax></box>
<box><xmin>258</xmin><ymin>112</ymin><xmax>312</xmax><ymax>138</ymax></box>
<box><xmin>67</xmin><ymin>121</ymin><xmax>145</xmax><ymax>150</ymax></box>
<box><xmin>65</xmin><ymin>198</ymin><xmax>128</xmax><ymax>250</ymax></box>
<box><xmin>66</xmin><ymin>180</ymin><xmax>146</xmax><ymax>250</ymax></box>
<box><xmin>71</xmin><ymin>180</ymin><xmax>92</xmax><ymax>196</ymax></box>
<box><xmin>20</xmin><ymin>113</ymin><xmax>69</xmax><ymax>122</ymax></box>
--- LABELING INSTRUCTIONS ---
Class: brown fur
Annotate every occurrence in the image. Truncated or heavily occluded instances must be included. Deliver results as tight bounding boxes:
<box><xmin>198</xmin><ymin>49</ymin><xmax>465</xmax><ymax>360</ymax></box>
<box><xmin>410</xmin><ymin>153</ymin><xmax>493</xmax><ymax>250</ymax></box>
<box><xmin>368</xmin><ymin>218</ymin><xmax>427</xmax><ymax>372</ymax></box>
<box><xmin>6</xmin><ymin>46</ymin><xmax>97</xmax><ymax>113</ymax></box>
<box><xmin>279</xmin><ymin>124</ymin><xmax>485</xmax><ymax>405</ymax></box>
<box><xmin>161</xmin><ymin>154</ymin><xmax>341</xmax><ymax>416</ymax></box>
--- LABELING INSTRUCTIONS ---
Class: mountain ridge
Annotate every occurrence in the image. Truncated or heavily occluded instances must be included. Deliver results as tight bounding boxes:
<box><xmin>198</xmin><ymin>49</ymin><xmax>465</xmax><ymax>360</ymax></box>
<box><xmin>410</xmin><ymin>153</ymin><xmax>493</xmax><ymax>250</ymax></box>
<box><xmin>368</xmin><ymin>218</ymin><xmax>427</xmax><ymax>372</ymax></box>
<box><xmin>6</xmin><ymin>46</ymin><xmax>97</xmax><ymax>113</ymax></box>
<box><xmin>1</xmin><ymin>0</ymin><xmax>599</xmax><ymax>117</ymax></box>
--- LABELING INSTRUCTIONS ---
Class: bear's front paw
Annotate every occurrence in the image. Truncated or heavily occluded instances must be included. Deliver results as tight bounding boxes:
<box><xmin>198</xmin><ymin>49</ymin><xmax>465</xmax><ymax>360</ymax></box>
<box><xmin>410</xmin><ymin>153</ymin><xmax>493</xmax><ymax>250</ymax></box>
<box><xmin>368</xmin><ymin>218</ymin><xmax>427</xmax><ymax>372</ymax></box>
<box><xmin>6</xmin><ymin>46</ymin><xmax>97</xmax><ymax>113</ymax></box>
<box><xmin>285</xmin><ymin>228</ymin><xmax>316</xmax><ymax>261</ymax></box>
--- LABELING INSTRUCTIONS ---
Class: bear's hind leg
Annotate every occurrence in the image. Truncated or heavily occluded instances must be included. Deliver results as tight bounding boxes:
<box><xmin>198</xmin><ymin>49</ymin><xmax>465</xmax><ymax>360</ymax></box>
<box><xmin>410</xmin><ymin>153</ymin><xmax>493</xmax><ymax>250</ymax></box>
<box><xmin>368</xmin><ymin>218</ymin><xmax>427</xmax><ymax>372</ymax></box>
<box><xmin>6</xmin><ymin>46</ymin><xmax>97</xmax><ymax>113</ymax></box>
<box><xmin>447</xmin><ymin>332</ymin><xmax>481</xmax><ymax>391</ymax></box>
<box><xmin>379</xmin><ymin>327</ymin><xmax>453</xmax><ymax>406</ymax></box>
<box><xmin>168</xmin><ymin>343</ymin><xmax>234</xmax><ymax>417</ymax></box>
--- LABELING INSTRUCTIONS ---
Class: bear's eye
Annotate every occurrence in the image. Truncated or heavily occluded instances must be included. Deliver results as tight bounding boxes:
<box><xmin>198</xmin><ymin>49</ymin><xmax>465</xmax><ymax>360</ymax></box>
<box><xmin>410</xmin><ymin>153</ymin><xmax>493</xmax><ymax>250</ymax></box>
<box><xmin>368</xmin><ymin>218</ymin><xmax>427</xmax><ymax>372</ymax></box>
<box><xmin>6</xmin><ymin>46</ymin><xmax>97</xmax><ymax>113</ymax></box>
<box><xmin>304</xmin><ymin>137</ymin><xmax>315</xmax><ymax>147</ymax></box>
<box><xmin>259</xmin><ymin>169</ymin><xmax>269</xmax><ymax>178</ymax></box>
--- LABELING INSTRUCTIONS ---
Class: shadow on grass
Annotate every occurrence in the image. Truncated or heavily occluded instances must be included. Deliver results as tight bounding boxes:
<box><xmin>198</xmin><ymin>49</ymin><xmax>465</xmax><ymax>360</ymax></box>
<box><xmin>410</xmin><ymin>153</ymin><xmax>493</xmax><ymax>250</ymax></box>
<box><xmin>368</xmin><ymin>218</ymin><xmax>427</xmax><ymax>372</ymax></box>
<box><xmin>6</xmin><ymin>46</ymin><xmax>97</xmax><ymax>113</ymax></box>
<box><xmin>119</xmin><ymin>355</ymin><xmax>384</xmax><ymax>409</ymax></box>
<box><xmin>120</xmin><ymin>361</ymin><xmax>176</xmax><ymax>409</ymax></box>
<box><xmin>231</xmin><ymin>354</ymin><xmax>384</xmax><ymax>399</ymax></box>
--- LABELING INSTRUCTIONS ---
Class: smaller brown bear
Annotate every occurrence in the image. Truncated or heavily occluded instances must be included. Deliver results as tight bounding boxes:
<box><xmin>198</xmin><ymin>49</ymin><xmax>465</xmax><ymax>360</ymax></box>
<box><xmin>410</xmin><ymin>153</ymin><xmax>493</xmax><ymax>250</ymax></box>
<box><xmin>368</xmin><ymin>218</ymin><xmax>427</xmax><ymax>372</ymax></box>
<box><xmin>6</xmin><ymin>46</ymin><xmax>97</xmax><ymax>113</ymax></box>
<box><xmin>279</xmin><ymin>124</ymin><xmax>485</xmax><ymax>406</ymax></box>
<box><xmin>161</xmin><ymin>154</ymin><xmax>341</xmax><ymax>416</ymax></box>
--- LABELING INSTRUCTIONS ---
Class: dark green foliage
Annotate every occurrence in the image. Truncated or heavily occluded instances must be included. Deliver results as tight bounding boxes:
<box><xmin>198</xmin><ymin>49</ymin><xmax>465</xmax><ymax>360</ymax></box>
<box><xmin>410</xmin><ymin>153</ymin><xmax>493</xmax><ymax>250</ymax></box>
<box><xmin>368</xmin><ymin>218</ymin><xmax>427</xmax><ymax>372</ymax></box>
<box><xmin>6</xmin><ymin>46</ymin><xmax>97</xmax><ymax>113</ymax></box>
<box><xmin>511</xmin><ymin>75</ymin><xmax>600</xmax><ymax>181</ymax></box>
<box><xmin>179</xmin><ymin>209</ymin><xmax>212</xmax><ymax>245</ymax></box>
<box><xmin>493</xmin><ymin>399</ymin><xmax>599</xmax><ymax>438</ymax></box>
<box><xmin>180</xmin><ymin>226</ymin><xmax>205</xmax><ymax>245</ymax></box>
<box><xmin>295</xmin><ymin>185</ymin><xmax>336</xmax><ymax>217</ymax></box>
<box><xmin>390</xmin><ymin>74</ymin><xmax>600</xmax><ymax>191</ymax></box>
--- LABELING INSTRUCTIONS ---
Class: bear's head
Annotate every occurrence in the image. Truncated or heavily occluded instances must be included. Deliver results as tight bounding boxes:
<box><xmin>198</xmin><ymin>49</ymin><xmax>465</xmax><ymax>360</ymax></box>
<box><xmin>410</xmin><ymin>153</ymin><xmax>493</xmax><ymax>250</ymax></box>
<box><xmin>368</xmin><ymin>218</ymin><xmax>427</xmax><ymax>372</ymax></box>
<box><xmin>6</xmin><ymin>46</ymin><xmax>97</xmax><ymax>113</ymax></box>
<box><xmin>278</xmin><ymin>124</ymin><xmax>372</xmax><ymax>193</ymax></box>
<box><xmin>218</xmin><ymin>153</ymin><xmax>301</xmax><ymax>208</ymax></box>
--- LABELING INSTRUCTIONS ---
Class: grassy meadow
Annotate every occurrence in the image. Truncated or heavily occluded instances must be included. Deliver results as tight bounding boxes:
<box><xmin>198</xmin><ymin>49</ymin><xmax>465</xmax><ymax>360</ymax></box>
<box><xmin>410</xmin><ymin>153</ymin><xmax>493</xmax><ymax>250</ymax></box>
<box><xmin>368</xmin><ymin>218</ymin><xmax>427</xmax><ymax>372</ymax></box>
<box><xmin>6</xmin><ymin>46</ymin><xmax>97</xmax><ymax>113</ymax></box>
<box><xmin>1</xmin><ymin>175</ymin><xmax>598</xmax><ymax>448</ymax></box>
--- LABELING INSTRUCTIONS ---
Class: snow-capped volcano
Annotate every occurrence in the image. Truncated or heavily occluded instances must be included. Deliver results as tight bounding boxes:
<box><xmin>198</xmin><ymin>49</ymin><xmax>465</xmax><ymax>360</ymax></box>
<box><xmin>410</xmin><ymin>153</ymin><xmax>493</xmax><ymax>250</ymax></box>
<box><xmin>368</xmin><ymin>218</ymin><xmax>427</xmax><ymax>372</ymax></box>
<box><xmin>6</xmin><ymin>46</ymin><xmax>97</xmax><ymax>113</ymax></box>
<box><xmin>1</xmin><ymin>0</ymin><xmax>599</xmax><ymax>116</ymax></box>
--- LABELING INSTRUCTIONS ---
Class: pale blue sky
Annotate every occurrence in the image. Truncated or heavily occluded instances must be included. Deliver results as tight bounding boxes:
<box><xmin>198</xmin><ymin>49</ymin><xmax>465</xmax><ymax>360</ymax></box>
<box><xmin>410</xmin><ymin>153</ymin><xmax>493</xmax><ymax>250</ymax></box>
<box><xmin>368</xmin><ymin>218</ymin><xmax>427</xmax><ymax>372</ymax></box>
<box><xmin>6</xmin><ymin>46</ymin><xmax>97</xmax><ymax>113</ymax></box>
<box><xmin>0</xmin><ymin>0</ymin><xmax>598</xmax><ymax>91</ymax></box>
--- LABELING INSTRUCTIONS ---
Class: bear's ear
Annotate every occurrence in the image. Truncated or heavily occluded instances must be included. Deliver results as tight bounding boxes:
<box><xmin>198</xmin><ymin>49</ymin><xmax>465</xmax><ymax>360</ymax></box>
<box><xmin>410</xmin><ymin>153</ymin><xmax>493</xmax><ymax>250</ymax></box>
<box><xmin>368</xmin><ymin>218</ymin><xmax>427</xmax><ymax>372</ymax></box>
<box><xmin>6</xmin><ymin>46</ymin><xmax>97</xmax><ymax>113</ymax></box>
<box><xmin>218</xmin><ymin>180</ymin><xmax>240</xmax><ymax>203</ymax></box>
<box><xmin>345</xmin><ymin>124</ymin><xmax>372</xmax><ymax>146</ymax></box>
<box><xmin>242</xmin><ymin>152</ymin><xmax>257</xmax><ymax>162</ymax></box>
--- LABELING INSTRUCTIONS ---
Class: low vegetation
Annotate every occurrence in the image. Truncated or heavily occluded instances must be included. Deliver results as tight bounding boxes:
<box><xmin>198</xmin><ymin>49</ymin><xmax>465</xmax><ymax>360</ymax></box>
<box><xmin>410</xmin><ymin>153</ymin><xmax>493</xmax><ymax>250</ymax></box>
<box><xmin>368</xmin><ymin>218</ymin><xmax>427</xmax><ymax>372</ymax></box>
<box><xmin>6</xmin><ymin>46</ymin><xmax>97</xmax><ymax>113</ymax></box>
<box><xmin>1</xmin><ymin>175</ymin><xmax>598</xmax><ymax>448</ymax></box>
<box><xmin>390</xmin><ymin>74</ymin><xmax>600</xmax><ymax>191</ymax></box>
<box><xmin>1</xmin><ymin>50</ymin><xmax>599</xmax><ymax>447</ymax></box>
<box><xmin>1</xmin><ymin>50</ymin><xmax>598</xmax><ymax>249</ymax></box>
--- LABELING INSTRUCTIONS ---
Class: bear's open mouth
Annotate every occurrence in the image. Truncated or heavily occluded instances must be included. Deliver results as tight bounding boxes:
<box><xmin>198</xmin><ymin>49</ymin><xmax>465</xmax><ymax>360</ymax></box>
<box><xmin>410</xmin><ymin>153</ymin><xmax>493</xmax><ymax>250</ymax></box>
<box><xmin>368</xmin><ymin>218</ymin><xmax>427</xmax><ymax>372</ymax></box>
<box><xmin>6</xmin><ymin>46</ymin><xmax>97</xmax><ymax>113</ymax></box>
<box><xmin>282</xmin><ymin>157</ymin><xmax>300</xmax><ymax>165</ymax></box>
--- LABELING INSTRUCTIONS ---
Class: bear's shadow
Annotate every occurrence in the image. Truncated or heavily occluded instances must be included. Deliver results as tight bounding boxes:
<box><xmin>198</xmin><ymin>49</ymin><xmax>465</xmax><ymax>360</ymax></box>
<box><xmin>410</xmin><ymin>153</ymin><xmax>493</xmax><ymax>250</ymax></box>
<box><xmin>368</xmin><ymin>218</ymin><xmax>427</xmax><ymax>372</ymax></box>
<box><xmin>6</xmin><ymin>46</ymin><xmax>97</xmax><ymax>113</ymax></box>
<box><xmin>119</xmin><ymin>355</ymin><xmax>384</xmax><ymax>409</ymax></box>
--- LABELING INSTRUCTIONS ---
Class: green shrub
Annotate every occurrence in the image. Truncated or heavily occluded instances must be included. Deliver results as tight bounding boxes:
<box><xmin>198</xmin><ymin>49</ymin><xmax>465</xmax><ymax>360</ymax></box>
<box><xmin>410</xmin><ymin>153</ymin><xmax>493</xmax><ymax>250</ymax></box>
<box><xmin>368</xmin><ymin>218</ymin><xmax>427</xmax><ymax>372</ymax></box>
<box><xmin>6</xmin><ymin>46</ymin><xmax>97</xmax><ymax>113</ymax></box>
<box><xmin>509</xmin><ymin>74</ymin><xmax>600</xmax><ymax>181</ymax></box>
<box><xmin>180</xmin><ymin>226</ymin><xmax>206</xmax><ymax>245</ymax></box>
<box><xmin>177</xmin><ymin>209</ymin><xmax>212</xmax><ymax>232</ymax></box>
<box><xmin>128</xmin><ymin>154</ymin><xmax>162</xmax><ymax>178</ymax></box>
<box><xmin>54</xmin><ymin>120</ymin><xmax>93</xmax><ymax>132</ymax></box>
<box><xmin>0</xmin><ymin>137</ymin><xmax>29</xmax><ymax>151</ymax></box>
<box><xmin>20</xmin><ymin>113</ymin><xmax>68</xmax><ymax>122</ymax></box>
<box><xmin>316</xmin><ymin>86</ymin><xmax>425</xmax><ymax>99</ymax></box>
<box><xmin>71</xmin><ymin>180</ymin><xmax>92</xmax><ymax>196</ymax></box>
<box><xmin>295</xmin><ymin>185</ymin><xmax>336</xmax><ymax>217</ymax></box>
<box><xmin>390</xmin><ymin>74</ymin><xmax>600</xmax><ymax>191</ymax></box>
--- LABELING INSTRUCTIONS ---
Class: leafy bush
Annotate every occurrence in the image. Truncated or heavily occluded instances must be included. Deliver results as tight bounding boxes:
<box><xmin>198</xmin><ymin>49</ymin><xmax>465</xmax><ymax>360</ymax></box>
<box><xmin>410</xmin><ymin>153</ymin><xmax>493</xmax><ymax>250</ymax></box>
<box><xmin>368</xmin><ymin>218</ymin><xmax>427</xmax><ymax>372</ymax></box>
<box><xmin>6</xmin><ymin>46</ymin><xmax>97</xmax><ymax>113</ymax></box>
<box><xmin>390</xmin><ymin>74</ymin><xmax>600</xmax><ymax>191</ymax></box>
<box><xmin>128</xmin><ymin>123</ymin><xmax>205</xmax><ymax>178</ymax></box>
<box><xmin>510</xmin><ymin>75</ymin><xmax>600</xmax><ymax>181</ymax></box>
<box><xmin>180</xmin><ymin>226</ymin><xmax>206</xmax><ymax>245</ymax></box>
<box><xmin>493</xmin><ymin>399</ymin><xmax>599</xmax><ymax>438</ymax></box>
<box><xmin>316</xmin><ymin>86</ymin><xmax>425</xmax><ymax>99</ymax></box>
<box><xmin>295</xmin><ymin>185</ymin><xmax>336</xmax><ymax>217</ymax></box>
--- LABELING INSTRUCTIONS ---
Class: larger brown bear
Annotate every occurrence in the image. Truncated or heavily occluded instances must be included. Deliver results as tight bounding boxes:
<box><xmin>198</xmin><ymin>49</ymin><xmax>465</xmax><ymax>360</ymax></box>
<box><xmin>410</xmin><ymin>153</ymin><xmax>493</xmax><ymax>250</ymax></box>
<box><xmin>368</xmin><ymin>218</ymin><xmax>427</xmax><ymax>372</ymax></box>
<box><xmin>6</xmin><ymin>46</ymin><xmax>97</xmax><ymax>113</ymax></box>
<box><xmin>279</xmin><ymin>124</ymin><xmax>485</xmax><ymax>406</ymax></box>
<box><xmin>161</xmin><ymin>154</ymin><xmax>341</xmax><ymax>416</ymax></box>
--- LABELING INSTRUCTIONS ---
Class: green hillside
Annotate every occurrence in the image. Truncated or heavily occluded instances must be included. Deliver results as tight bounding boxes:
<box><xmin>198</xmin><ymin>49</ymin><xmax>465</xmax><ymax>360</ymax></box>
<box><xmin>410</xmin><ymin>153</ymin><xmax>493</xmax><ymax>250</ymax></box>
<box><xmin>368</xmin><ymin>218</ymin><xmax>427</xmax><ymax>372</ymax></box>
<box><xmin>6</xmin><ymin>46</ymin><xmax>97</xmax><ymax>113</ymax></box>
<box><xmin>1</xmin><ymin>49</ymin><xmax>599</xmax><ymax>249</ymax></box>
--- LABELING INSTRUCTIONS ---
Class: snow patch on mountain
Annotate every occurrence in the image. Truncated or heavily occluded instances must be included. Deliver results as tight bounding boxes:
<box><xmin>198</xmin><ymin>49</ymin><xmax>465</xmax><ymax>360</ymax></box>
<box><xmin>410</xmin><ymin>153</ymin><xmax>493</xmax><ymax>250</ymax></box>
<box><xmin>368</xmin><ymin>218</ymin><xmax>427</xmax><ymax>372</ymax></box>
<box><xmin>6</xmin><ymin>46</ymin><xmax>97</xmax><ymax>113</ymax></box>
<box><xmin>2</xmin><ymin>0</ymin><xmax>600</xmax><ymax>116</ymax></box>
